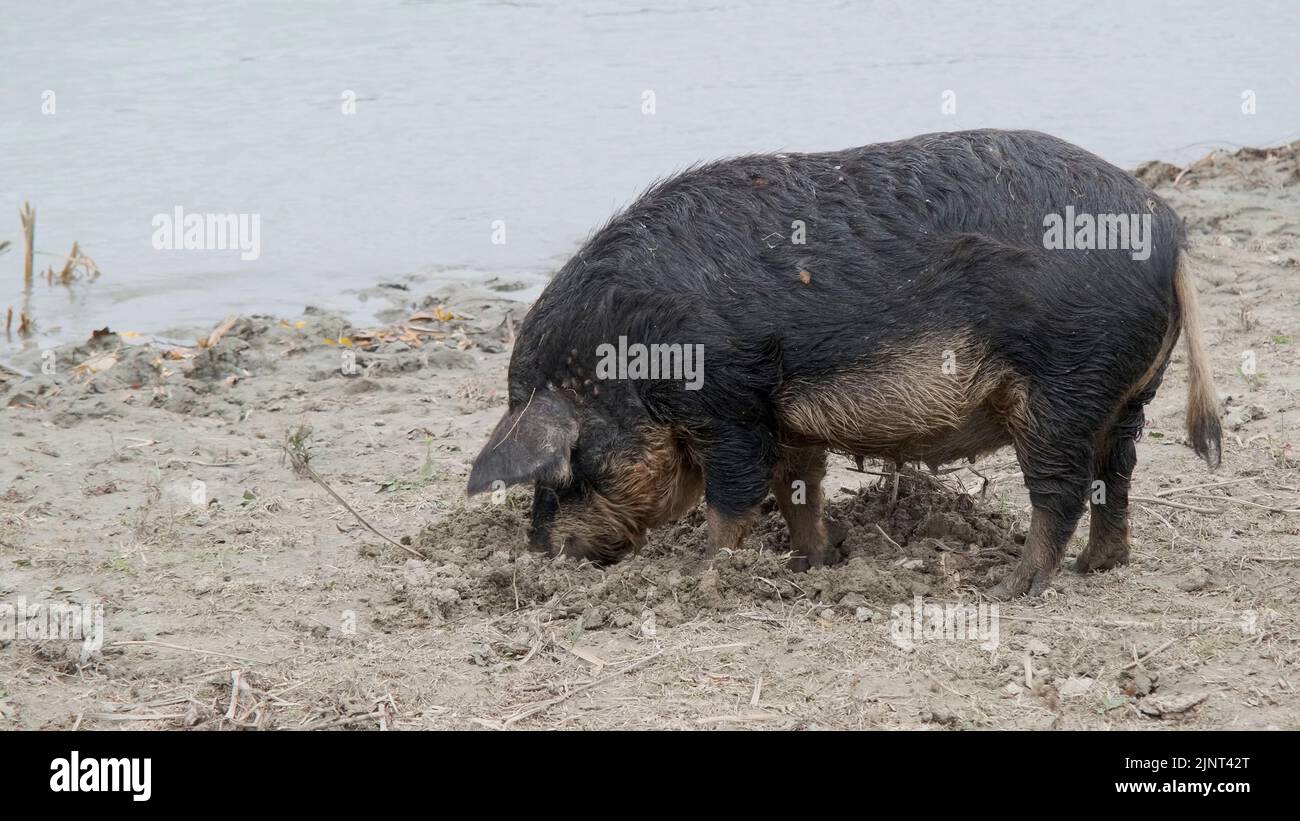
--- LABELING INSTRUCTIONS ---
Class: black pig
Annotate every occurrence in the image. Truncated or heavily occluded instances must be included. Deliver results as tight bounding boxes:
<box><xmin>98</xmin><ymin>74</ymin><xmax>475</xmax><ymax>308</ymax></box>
<box><xmin>467</xmin><ymin>129</ymin><xmax>1221</xmax><ymax>598</ymax></box>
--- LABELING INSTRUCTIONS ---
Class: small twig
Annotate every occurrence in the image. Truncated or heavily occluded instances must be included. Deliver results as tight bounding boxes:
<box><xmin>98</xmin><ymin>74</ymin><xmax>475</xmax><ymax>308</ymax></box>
<box><xmin>1121</xmin><ymin>637</ymin><xmax>1179</xmax><ymax>671</ymax></box>
<box><xmin>1138</xmin><ymin>504</ymin><xmax>1175</xmax><ymax>531</ymax></box>
<box><xmin>1183</xmin><ymin>494</ymin><xmax>1300</xmax><ymax>514</ymax></box>
<box><xmin>298</xmin><ymin>711</ymin><xmax>384</xmax><ymax>731</ymax></box>
<box><xmin>226</xmin><ymin>670</ymin><xmax>247</xmax><ymax>721</ymax></box>
<box><xmin>501</xmin><ymin>647</ymin><xmax>669</xmax><ymax>727</ymax></box>
<box><xmin>100</xmin><ymin>697</ymin><xmax>192</xmax><ymax>712</ymax></box>
<box><xmin>688</xmin><ymin>642</ymin><xmax>749</xmax><ymax>653</ymax></box>
<box><xmin>695</xmin><ymin>713</ymin><xmax>782</xmax><ymax>725</ymax></box>
<box><xmin>875</xmin><ymin>523</ymin><xmax>902</xmax><ymax>551</ymax></box>
<box><xmin>1154</xmin><ymin>477</ymin><xmax>1252</xmax><ymax>497</ymax></box>
<box><xmin>109</xmin><ymin>640</ymin><xmax>268</xmax><ymax>665</ymax></box>
<box><xmin>163</xmin><ymin>457</ymin><xmax>243</xmax><ymax>468</ymax></box>
<box><xmin>1128</xmin><ymin>495</ymin><xmax>1222</xmax><ymax>514</ymax></box>
<box><xmin>20</xmin><ymin>202</ymin><xmax>35</xmax><ymax>286</ymax></box>
<box><xmin>927</xmin><ymin>671</ymin><xmax>973</xmax><ymax>701</ymax></box>
<box><xmin>298</xmin><ymin>461</ymin><xmax>422</xmax><ymax>557</ymax></box>
<box><xmin>85</xmin><ymin>713</ymin><xmax>187</xmax><ymax>722</ymax></box>
<box><xmin>283</xmin><ymin>424</ymin><xmax>421</xmax><ymax>558</ymax></box>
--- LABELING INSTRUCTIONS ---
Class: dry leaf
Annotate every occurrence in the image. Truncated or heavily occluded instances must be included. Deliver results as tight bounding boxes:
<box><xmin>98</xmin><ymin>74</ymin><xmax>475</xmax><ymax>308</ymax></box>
<box><xmin>73</xmin><ymin>349</ymin><xmax>119</xmax><ymax>377</ymax></box>
<box><xmin>1138</xmin><ymin>692</ymin><xmax>1207</xmax><ymax>718</ymax></box>
<box><xmin>568</xmin><ymin>646</ymin><xmax>608</xmax><ymax>672</ymax></box>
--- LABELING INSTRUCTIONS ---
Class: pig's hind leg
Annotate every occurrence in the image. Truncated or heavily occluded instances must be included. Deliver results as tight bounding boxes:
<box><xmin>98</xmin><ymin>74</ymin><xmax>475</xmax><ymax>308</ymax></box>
<box><xmin>771</xmin><ymin>446</ymin><xmax>831</xmax><ymax>571</ymax></box>
<box><xmin>991</xmin><ymin>397</ymin><xmax>1094</xmax><ymax>599</ymax></box>
<box><xmin>1074</xmin><ymin>398</ymin><xmax>1147</xmax><ymax>573</ymax></box>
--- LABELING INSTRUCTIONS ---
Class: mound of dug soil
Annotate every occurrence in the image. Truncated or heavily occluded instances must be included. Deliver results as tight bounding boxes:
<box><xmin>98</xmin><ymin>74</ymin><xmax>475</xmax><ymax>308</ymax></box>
<box><xmin>400</xmin><ymin>474</ymin><xmax>1026</xmax><ymax>628</ymax></box>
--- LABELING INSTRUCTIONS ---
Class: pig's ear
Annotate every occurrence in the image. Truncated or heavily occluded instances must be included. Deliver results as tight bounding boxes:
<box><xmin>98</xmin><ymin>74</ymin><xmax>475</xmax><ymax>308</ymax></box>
<box><xmin>466</xmin><ymin>393</ymin><xmax>579</xmax><ymax>495</ymax></box>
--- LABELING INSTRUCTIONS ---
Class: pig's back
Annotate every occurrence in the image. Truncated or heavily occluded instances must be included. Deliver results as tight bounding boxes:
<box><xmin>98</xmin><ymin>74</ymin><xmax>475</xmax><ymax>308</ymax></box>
<box><xmin>572</xmin><ymin>129</ymin><xmax>1181</xmax><ymax>299</ymax></box>
<box><xmin>516</xmin><ymin>130</ymin><xmax>1182</xmax><ymax>399</ymax></box>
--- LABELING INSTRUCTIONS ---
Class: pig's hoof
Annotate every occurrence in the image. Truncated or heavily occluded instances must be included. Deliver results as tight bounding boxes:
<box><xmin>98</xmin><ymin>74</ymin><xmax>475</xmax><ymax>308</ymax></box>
<box><xmin>1072</xmin><ymin>543</ymin><xmax>1131</xmax><ymax>574</ymax></box>
<box><xmin>988</xmin><ymin>564</ymin><xmax>1054</xmax><ymax>599</ymax></box>
<box><xmin>788</xmin><ymin>548</ymin><xmax>826</xmax><ymax>573</ymax></box>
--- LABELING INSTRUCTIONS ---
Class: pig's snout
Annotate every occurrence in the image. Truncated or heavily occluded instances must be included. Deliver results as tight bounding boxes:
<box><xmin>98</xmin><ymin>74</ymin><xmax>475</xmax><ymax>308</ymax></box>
<box><xmin>530</xmin><ymin>522</ymin><xmax>639</xmax><ymax>565</ymax></box>
<box><xmin>527</xmin><ymin>484</ymin><xmax>644</xmax><ymax>563</ymax></box>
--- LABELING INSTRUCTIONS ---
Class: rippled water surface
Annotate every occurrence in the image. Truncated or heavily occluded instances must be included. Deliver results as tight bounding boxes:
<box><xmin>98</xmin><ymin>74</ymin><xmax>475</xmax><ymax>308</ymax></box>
<box><xmin>2</xmin><ymin>0</ymin><xmax>1297</xmax><ymax>351</ymax></box>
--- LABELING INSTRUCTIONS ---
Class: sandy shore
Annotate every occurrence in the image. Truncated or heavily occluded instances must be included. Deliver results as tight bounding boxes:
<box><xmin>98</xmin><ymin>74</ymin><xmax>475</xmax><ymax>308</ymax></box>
<box><xmin>2</xmin><ymin>143</ymin><xmax>1298</xmax><ymax>730</ymax></box>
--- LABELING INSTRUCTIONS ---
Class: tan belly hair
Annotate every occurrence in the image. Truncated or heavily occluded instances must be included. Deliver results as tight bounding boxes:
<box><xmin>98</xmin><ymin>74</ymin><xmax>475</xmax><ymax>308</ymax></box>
<box><xmin>776</xmin><ymin>332</ymin><xmax>1029</xmax><ymax>469</ymax></box>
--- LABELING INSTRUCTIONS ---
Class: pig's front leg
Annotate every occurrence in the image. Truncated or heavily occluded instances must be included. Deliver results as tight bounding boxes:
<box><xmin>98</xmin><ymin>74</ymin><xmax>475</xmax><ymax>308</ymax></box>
<box><xmin>771</xmin><ymin>446</ymin><xmax>830</xmax><ymax>571</ymax></box>
<box><xmin>704</xmin><ymin>506</ymin><xmax>755</xmax><ymax>556</ymax></box>
<box><xmin>699</xmin><ymin>424</ymin><xmax>772</xmax><ymax>559</ymax></box>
